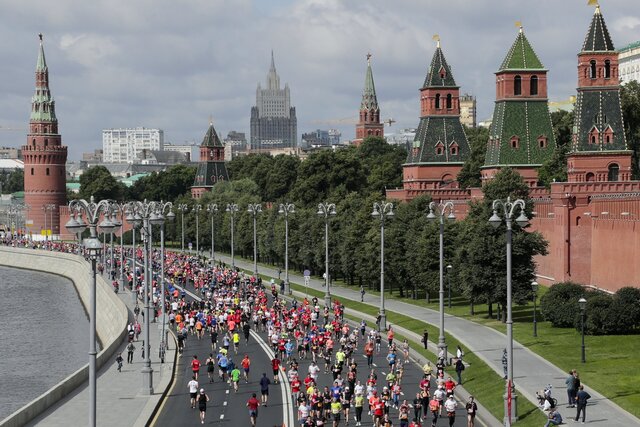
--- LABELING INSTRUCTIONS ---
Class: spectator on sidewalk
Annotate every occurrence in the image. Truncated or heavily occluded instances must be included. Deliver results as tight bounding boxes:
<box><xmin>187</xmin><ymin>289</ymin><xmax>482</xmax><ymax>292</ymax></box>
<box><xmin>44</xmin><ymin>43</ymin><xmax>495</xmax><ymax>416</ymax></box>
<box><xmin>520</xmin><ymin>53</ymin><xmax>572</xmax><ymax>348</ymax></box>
<box><xmin>575</xmin><ymin>385</ymin><xmax>591</xmax><ymax>423</ymax></box>
<box><xmin>455</xmin><ymin>357</ymin><xmax>465</xmax><ymax>385</ymax></box>
<box><xmin>421</xmin><ymin>330</ymin><xmax>429</xmax><ymax>349</ymax></box>
<box><xmin>544</xmin><ymin>409</ymin><xmax>563</xmax><ymax>427</ymax></box>
<box><xmin>565</xmin><ymin>370</ymin><xmax>576</xmax><ymax>407</ymax></box>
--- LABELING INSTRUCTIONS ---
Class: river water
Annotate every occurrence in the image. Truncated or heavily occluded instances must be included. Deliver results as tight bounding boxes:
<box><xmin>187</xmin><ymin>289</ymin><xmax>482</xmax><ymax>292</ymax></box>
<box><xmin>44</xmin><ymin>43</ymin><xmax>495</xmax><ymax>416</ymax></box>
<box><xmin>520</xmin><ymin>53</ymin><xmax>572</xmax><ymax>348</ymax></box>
<box><xmin>0</xmin><ymin>265</ymin><xmax>89</xmax><ymax>420</ymax></box>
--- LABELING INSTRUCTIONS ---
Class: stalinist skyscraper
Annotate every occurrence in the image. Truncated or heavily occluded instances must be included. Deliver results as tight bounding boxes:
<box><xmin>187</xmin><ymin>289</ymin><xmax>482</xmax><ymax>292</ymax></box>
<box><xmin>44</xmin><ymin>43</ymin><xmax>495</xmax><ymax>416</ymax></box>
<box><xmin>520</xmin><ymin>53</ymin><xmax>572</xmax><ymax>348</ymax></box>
<box><xmin>250</xmin><ymin>52</ymin><xmax>297</xmax><ymax>150</ymax></box>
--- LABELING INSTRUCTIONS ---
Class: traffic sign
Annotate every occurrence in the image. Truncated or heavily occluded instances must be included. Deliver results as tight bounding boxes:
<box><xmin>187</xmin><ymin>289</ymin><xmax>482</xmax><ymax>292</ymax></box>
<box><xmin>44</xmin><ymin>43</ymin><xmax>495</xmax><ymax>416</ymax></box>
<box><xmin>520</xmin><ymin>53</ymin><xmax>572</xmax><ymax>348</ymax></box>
<box><xmin>303</xmin><ymin>269</ymin><xmax>311</xmax><ymax>277</ymax></box>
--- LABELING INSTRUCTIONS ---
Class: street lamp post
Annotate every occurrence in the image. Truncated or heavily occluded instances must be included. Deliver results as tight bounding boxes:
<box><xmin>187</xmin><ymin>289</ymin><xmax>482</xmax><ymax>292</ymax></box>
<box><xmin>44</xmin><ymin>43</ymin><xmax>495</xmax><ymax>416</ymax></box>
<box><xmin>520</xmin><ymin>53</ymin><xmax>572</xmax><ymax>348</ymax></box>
<box><xmin>109</xmin><ymin>207</ymin><xmax>124</xmax><ymax>292</ymax></box>
<box><xmin>226</xmin><ymin>203</ymin><xmax>239</xmax><ymax>269</ymax></box>
<box><xmin>579</xmin><ymin>297</ymin><xmax>587</xmax><ymax>363</ymax></box>
<box><xmin>372</xmin><ymin>201</ymin><xmax>394</xmax><ymax>332</ymax></box>
<box><xmin>207</xmin><ymin>203</ymin><xmax>218</xmax><ymax>263</ymax></box>
<box><xmin>177</xmin><ymin>204</ymin><xmax>188</xmax><ymax>252</ymax></box>
<box><xmin>150</xmin><ymin>202</ymin><xmax>174</xmax><ymax>361</ymax></box>
<box><xmin>247</xmin><ymin>203</ymin><xmax>262</xmax><ymax>276</ymax></box>
<box><xmin>193</xmin><ymin>204</ymin><xmax>202</xmax><ymax>255</ymax></box>
<box><xmin>532</xmin><ymin>281</ymin><xmax>539</xmax><ymax>337</ymax></box>
<box><xmin>427</xmin><ymin>201</ymin><xmax>456</xmax><ymax>364</ymax></box>
<box><xmin>65</xmin><ymin>196</ymin><xmax>115</xmax><ymax>427</ymax></box>
<box><xmin>278</xmin><ymin>203</ymin><xmax>295</xmax><ymax>295</ymax></box>
<box><xmin>126</xmin><ymin>200</ymin><xmax>161</xmax><ymax>395</ymax></box>
<box><xmin>489</xmin><ymin>196</ymin><xmax>529</xmax><ymax>426</ymax></box>
<box><xmin>317</xmin><ymin>202</ymin><xmax>337</xmax><ymax>309</ymax></box>
<box><xmin>447</xmin><ymin>264</ymin><xmax>453</xmax><ymax>309</ymax></box>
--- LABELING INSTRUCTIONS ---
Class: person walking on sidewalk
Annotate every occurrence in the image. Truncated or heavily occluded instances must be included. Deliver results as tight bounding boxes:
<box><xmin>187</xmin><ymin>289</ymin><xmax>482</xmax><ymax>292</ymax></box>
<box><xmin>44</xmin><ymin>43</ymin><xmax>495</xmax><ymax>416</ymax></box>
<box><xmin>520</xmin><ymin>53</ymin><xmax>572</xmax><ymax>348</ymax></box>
<box><xmin>115</xmin><ymin>353</ymin><xmax>123</xmax><ymax>372</ymax></box>
<box><xmin>575</xmin><ymin>385</ymin><xmax>591</xmax><ymax>423</ymax></box>
<box><xmin>565</xmin><ymin>370</ymin><xmax>576</xmax><ymax>407</ymax></box>
<box><xmin>421</xmin><ymin>330</ymin><xmax>429</xmax><ymax>349</ymax></box>
<box><xmin>126</xmin><ymin>342</ymin><xmax>135</xmax><ymax>364</ymax></box>
<box><xmin>455</xmin><ymin>357</ymin><xmax>465</xmax><ymax>385</ymax></box>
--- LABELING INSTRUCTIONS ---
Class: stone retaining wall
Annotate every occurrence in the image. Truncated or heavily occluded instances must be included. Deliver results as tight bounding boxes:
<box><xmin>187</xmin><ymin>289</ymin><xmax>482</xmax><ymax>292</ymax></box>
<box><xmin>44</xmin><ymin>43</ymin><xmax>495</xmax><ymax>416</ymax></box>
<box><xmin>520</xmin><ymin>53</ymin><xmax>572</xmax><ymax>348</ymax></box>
<box><xmin>0</xmin><ymin>247</ymin><xmax>128</xmax><ymax>427</ymax></box>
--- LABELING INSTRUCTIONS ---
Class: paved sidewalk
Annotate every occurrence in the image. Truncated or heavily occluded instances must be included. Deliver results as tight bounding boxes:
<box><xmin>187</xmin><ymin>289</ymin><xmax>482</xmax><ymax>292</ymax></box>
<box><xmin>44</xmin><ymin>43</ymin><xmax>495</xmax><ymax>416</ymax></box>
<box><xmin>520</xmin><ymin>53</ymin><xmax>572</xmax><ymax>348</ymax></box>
<box><xmin>27</xmin><ymin>287</ymin><xmax>176</xmax><ymax>427</ymax></box>
<box><xmin>214</xmin><ymin>252</ymin><xmax>639</xmax><ymax>427</ymax></box>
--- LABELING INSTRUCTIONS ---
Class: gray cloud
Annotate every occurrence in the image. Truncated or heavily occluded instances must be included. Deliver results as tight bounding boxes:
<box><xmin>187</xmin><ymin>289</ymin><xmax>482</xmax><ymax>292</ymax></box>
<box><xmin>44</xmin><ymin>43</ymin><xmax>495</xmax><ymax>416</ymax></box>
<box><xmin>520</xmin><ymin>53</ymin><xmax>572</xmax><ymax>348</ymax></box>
<box><xmin>0</xmin><ymin>0</ymin><xmax>638</xmax><ymax>159</ymax></box>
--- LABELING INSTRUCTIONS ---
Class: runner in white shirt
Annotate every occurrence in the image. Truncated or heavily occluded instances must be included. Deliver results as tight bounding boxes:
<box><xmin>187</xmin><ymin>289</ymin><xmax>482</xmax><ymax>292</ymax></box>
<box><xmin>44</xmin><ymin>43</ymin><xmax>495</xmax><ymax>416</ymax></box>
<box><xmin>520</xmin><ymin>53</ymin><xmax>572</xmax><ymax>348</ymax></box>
<box><xmin>308</xmin><ymin>361</ymin><xmax>320</xmax><ymax>381</ymax></box>
<box><xmin>188</xmin><ymin>376</ymin><xmax>199</xmax><ymax>409</ymax></box>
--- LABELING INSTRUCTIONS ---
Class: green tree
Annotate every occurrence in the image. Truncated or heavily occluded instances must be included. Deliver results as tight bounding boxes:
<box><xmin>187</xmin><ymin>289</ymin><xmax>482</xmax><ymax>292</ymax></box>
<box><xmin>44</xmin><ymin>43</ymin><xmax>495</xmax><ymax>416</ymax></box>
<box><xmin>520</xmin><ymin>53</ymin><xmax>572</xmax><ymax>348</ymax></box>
<box><xmin>455</xmin><ymin>168</ymin><xmax>548</xmax><ymax>319</ymax></box>
<box><xmin>0</xmin><ymin>168</ymin><xmax>24</xmax><ymax>193</ymax></box>
<box><xmin>621</xmin><ymin>81</ymin><xmax>640</xmax><ymax>178</ymax></box>
<box><xmin>538</xmin><ymin>110</ymin><xmax>574</xmax><ymax>187</ymax></box>
<box><xmin>79</xmin><ymin>166</ymin><xmax>126</xmax><ymax>201</ymax></box>
<box><xmin>127</xmin><ymin>164</ymin><xmax>196</xmax><ymax>201</ymax></box>
<box><xmin>457</xmin><ymin>126</ymin><xmax>489</xmax><ymax>189</ymax></box>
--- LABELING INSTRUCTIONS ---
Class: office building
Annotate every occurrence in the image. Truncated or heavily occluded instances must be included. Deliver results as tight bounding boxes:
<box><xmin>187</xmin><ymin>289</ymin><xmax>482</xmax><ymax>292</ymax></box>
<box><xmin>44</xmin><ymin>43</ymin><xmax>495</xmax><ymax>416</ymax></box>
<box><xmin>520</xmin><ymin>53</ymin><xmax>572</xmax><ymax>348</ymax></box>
<box><xmin>102</xmin><ymin>127</ymin><xmax>164</xmax><ymax>163</ymax></box>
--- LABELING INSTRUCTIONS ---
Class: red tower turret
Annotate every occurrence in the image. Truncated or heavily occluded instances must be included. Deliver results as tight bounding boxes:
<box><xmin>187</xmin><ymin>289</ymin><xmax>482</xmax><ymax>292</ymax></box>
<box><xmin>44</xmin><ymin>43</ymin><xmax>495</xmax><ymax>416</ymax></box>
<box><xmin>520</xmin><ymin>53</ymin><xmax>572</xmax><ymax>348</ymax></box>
<box><xmin>354</xmin><ymin>53</ymin><xmax>383</xmax><ymax>146</ymax></box>
<box><xmin>22</xmin><ymin>34</ymin><xmax>68</xmax><ymax>237</ymax></box>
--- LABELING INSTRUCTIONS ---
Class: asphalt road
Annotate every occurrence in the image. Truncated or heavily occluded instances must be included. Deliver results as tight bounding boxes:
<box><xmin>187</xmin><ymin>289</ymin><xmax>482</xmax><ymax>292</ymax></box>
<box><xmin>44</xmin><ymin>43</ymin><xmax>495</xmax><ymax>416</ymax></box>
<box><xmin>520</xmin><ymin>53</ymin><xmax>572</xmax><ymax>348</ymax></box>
<box><xmin>152</xmin><ymin>282</ymin><xmax>471</xmax><ymax>427</ymax></box>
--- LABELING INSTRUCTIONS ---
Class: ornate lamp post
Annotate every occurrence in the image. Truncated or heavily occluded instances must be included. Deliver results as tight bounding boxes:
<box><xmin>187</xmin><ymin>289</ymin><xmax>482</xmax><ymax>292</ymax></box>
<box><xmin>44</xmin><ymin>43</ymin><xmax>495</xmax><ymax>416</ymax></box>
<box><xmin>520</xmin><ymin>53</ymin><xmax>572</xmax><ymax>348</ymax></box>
<box><xmin>226</xmin><ymin>203</ymin><xmax>239</xmax><ymax>268</ymax></box>
<box><xmin>489</xmin><ymin>196</ymin><xmax>529</xmax><ymax>425</ymax></box>
<box><xmin>447</xmin><ymin>264</ymin><xmax>453</xmax><ymax>309</ymax></box>
<box><xmin>177</xmin><ymin>203</ymin><xmax>188</xmax><ymax>252</ymax></box>
<box><xmin>65</xmin><ymin>197</ymin><xmax>115</xmax><ymax>427</ymax></box>
<box><xmin>579</xmin><ymin>297</ymin><xmax>587</xmax><ymax>363</ymax></box>
<box><xmin>278</xmin><ymin>203</ymin><xmax>295</xmax><ymax>295</ymax></box>
<box><xmin>42</xmin><ymin>203</ymin><xmax>56</xmax><ymax>240</ymax></box>
<box><xmin>317</xmin><ymin>202</ymin><xmax>337</xmax><ymax>308</ymax></box>
<box><xmin>109</xmin><ymin>207</ymin><xmax>124</xmax><ymax>291</ymax></box>
<box><xmin>247</xmin><ymin>203</ymin><xmax>262</xmax><ymax>276</ymax></box>
<box><xmin>427</xmin><ymin>200</ymin><xmax>456</xmax><ymax>363</ymax></box>
<box><xmin>150</xmin><ymin>201</ymin><xmax>174</xmax><ymax>361</ymax></box>
<box><xmin>372</xmin><ymin>201</ymin><xmax>394</xmax><ymax>331</ymax></box>
<box><xmin>207</xmin><ymin>203</ymin><xmax>218</xmax><ymax>263</ymax></box>
<box><xmin>126</xmin><ymin>200</ymin><xmax>160</xmax><ymax>395</ymax></box>
<box><xmin>193</xmin><ymin>204</ymin><xmax>202</xmax><ymax>255</ymax></box>
<box><xmin>532</xmin><ymin>281</ymin><xmax>539</xmax><ymax>337</ymax></box>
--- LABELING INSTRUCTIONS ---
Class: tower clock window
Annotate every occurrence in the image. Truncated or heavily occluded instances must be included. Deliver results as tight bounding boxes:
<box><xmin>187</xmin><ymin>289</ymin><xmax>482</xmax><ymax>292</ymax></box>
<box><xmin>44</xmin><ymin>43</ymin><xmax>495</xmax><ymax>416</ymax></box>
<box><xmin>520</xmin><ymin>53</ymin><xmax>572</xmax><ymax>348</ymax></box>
<box><xmin>514</xmin><ymin>75</ymin><xmax>522</xmax><ymax>96</ymax></box>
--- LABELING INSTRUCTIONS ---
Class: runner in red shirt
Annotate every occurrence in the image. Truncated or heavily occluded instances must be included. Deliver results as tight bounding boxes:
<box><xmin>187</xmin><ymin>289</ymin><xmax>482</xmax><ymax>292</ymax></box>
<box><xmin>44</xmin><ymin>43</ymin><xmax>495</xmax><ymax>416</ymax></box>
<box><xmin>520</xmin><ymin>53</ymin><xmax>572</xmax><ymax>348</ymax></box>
<box><xmin>271</xmin><ymin>357</ymin><xmax>281</xmax><ymax>384</ymax></box>
<box><xmin>246</xmin><ymin>393</ymin><xmax>260</xmax><ymax>427</ymax></box>
<box><xmin>191</xmin><ymin>355</ymin><xmax>201</xmax><ymax>380</ymax></box>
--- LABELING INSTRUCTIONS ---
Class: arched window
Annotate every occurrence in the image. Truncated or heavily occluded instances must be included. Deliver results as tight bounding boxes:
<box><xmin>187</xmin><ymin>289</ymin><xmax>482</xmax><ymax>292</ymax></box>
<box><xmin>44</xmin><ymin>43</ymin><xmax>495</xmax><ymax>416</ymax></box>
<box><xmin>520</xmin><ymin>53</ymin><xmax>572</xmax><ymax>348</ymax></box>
<box><xmin>510</xmin><ymin>136</ymin><xmax>520</xmax><ymax>149</ymax></box>
<box><xmin>591</xmin><ymin>136</ymin><xmax>597</xmax><ymax>144</ymax></box>
<box><xmin>450</xmin><ymin>146</ymin><xmax>458</xmax><ymax>155</ymax></box>
<box><xmin>46</xmin><ymin>167</ymin><xmax>50</xmax><ymax>176</ymax></box>
<box><xmin>32</xmin><ymin>139</ymin><xmax>36</xmax><ymax>147</ymax></box>
<box><xmin>608</xmin><ymin>163</ymin><xmax>619</xmax><ymax>181</ymax></box>
<box><xmin>530</xmin><ymin>75</ymin><xmax>538</xmax><ymax>95</ymax></box>
<box><xmin>585</xmin><ymin>172</ymin><xmax>595</xmax><ymax>182</ymax></box>
<box><xmin>435</xmin><ymin>94</ymin><xmax>441</xmax><ymax>109</ymax></box>
<box><xmin>605</xmin><ymin>60</ymin><xmax>611</xmax><ymax>79</ymax></box>
<box><xmin>30</xmin><ymin>168</ymin><xmax>34</xmax><ymax>175</ymax></box>
<box><xmin>446</xmin><ymin>94</ymin><xmax>452</xmax><ymax>109</ymax></box>
<box><xmin>538</xmin><ymin>136</ymin><xmax>547</xmax><ymax>148</ymax></box>
<box><xmin>514</xmin><ymin>75</ymin><xmax>522</xmax><ymax>96</ymax></box>
<box><xmin>590</xmin><ymin>60</ymin><xmax>597</xmax><ymax>79</ymax></box>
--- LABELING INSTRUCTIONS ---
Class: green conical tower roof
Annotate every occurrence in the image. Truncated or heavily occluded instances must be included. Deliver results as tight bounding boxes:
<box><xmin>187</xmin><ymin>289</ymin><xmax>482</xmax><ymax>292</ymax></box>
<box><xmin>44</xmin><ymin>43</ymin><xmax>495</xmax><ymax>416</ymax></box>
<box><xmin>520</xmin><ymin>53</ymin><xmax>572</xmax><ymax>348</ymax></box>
<box><xmin>201</xmin><ymin>122</ymin><xmax>223</xmax><ymax>148</ymax></box>
<box><xmin>36</xmin><ymin>33</ymin><xmax>47</xmax><ymax>72</ymax></box>
<box><xmin>582</xmin><ymin>5</ymin><xmax>615</xmax><ymax>52</ymax></box>
<box><xmin>499</xmin><ymin>28</ymin><xmax>545</xmax><ymax>71</ymax></box>
<box><xmin>423</xmin><ymin>43</ymin><xmax>457</xmax><ymax>88</ymax></box>
<box><xmin>360</xmin><ymin>55</ymin><xmax>379</xmax><ymax>110</ymax></box>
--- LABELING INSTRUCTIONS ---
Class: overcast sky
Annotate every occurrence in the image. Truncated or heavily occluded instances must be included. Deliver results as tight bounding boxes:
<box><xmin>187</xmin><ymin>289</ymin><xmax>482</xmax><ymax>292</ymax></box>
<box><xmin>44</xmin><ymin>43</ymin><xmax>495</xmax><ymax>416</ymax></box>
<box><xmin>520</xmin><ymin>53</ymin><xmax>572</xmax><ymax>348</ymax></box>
<box><xmin>0</xmin><ymin>0</ymin><xmax>639</xmax><ymax>160</ymax></box>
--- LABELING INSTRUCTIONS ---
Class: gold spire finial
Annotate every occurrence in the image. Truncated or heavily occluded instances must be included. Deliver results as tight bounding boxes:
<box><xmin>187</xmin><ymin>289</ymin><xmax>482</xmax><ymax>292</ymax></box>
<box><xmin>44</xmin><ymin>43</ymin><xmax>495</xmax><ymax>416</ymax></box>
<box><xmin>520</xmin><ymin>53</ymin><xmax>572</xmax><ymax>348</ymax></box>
<box><xmin>432</xmin><ymin>34</ymin><xmax>440</xmax><ymax>48</ymax></box>
<box><xmin>366</xmin><ymin>52</ymin><xmax>372</xmax><ymax>65</ymax></box>
<box><xmin>515</xmin><ymin>21</ymin><xmax>523</xmax><ymax>33</ymax></box>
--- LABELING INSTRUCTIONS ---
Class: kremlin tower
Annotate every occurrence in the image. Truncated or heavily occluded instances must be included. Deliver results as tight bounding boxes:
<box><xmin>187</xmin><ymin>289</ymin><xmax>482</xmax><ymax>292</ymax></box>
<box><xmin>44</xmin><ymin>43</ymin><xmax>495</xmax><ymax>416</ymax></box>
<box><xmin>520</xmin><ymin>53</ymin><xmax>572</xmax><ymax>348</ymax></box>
<box><xmin>22</xmin><ymin>34</ymin><xmax>68</xmax><ymax>237</ymax></box>
<box><xmin>567</xmin><ymin>4</ymin><xmax>632</xmax><ymax>182</ymax></box>
<box><xmin>402</xmin><ymin>38</ymin><xmax>471</xmax><ymax>191</ymax></box>
<box><xmin>353</xmin><ymin>54</ymin><xmax>383</xmax><ymax>146</ymax></box>
<box><xmin>481</xmin><ymin>25</ymin><xmax>556</xmax><ymax>187</ymax></box>
<box><xmin>191</xmin><ymin>121</ymin><xmax>229</xmax><ymax>198</ymax></box>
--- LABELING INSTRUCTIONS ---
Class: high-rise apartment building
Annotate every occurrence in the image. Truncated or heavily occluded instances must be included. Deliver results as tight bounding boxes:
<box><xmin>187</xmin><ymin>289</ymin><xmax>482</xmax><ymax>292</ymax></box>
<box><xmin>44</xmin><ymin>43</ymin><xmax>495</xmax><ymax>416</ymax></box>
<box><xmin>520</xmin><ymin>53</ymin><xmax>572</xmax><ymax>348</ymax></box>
<box><xmin>459</xmin><ymin>94</ymin><xmax>477</xmax><ymax>128</ymax></box>
<box><xmin>102</xmin><ymin>127</ymin><xmax>164</xmax><ymax>163</ymax></box>
<box><xmin>250</xmin><ymin>52</ymin><xmax>297</xmax><ymax>150</ymax></box>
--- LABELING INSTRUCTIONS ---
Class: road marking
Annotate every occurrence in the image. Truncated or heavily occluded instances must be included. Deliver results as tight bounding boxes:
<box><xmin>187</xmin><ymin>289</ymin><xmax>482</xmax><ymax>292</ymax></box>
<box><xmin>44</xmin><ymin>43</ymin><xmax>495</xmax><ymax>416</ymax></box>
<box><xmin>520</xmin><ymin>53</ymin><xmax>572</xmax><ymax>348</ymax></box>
<box><xmin>226</xmin><ymin>390</ymin><xmax>229</xmax><ymax>394</ymax></box>
<box><xmin>373</xmin><ymin>363</ymin><xmax>377</xmax><ymax>367</ymax></box>
<box><xmin>220</xmin><ymin>414</ymin><xmax>224</xmax><ymax>420</ymax></box>
<box><xmin>223</xmin><ymin>401</ymin><xmax>227</xmax><ymax>406</ymax></box>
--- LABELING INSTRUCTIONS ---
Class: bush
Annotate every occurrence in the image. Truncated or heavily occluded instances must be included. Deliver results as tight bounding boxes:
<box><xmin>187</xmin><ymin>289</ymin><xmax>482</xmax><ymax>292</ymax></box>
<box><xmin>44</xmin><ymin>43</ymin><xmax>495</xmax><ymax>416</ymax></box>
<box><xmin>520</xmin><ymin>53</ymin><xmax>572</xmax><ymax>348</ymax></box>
<box><xmin>608</xmin><ymin>287</ymin><xmax>640</xmax><ymax>334</ymax></box>
<box><xmin>582</xmin><ymin>294</ymin><xmax>613</xmax><ymax>335</ymax></box>
<box><xmin>540</xmin><ymin>282</ymin><xmax>586</xmax><ymax>327</ymax></box>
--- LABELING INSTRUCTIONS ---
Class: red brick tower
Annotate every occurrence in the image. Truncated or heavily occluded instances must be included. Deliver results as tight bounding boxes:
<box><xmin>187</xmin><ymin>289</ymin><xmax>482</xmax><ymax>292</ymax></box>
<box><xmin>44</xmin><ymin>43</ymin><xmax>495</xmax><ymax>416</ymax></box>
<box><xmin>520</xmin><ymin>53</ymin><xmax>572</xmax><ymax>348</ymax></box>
<box><xmin>354</xmin><ymin>53</ymin><xmax>383</xmax><ymax>146</ymax></box>
<box><xmin>567</xmin><ymin>4</ymin><xmax>632</xmax><ymax>182</ymax></box>
<box><xmin>22</xmin><ymin>34</ymin><xmax>68</xmax><ymax>237</ymax></box>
